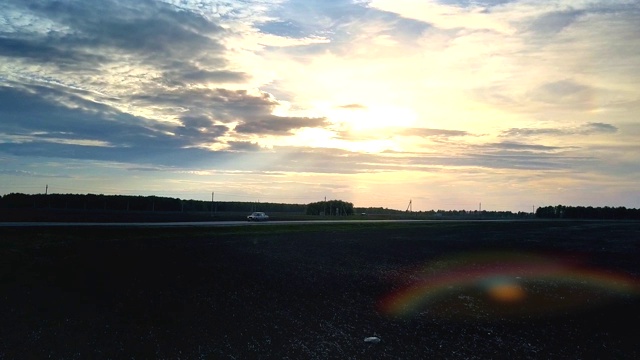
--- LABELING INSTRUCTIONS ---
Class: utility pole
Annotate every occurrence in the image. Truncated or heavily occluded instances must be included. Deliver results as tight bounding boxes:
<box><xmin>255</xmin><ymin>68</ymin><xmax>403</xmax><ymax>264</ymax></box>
<box><xmin>479</xmin><ymin>202</ymin><xmax>482</xmax><ymax>212</ymax></box>
<box><xmin>406</xmin><ymin>199</ymin><xmax>412</xmax><ymax>212</ymax></box>
<box><xmin>211</xmin><ymin>192</ymin><xmax>214</xmax><ymax>216</ymax></box>
<box><xmin>45</xmin><ymin>184</ymin><xmax>48</xmax><ymax>195</ymax></box>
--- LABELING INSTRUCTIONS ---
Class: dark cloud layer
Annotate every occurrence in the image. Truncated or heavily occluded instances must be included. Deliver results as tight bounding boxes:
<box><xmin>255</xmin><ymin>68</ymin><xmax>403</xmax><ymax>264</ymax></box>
<box><xmin>0</xmin><ymin>0</ymin><xmax>330</xmax><ymax>168</ymax></box>
<box><xmin>132</xmin><ymin>88</ymin><xmax>327</xmax><ymax>135</ymax></box>
<box><xmin>2</xmin><ymin>0</ymin><xmax>229</xmax><ymax>87</ymax></box>
<box><xmin>234</xmin><ymin>115</ymin><xmax>327</xmax><ymax>135</ymax></box>
<box><xmin>21</xmin><ymin>0</ymin><xmax>224</xmax><ymax>55</ymax></box>
<box><xmin>0</xmin><ymin>37</ymin><xmax>106</xmax><ymax>69</ymax></box>
<box><xmin>227</xmin><ymin>141</ymin><xmax>262</xmax><ymax>152</ymax></box>
<box><xmin>0</xmin><ymin>85</ymin><xmax>227</xmax><ymax>149</ymax></box>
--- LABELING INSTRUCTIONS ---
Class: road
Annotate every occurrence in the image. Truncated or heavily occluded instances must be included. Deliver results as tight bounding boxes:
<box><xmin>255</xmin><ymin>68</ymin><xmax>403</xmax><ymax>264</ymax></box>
<box><xmin>0</xmin><ymin>219</ymin><xmax>437</xmax><ymax>227</ymax></box>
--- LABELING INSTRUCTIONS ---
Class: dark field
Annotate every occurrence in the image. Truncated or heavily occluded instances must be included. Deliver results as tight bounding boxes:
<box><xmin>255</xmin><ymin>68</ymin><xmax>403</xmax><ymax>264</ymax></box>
<box><xmin>1</xmin><ymin>221</ymin><xmax>640</xmax><ymax>359</ymax></box>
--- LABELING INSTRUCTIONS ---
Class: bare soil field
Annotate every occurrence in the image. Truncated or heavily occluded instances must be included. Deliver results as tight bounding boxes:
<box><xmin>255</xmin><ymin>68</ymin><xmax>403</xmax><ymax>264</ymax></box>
<box><xmin>1</xmin><ymin>221</ymin><xmax>639</xmax><ymax>359</ymax></box>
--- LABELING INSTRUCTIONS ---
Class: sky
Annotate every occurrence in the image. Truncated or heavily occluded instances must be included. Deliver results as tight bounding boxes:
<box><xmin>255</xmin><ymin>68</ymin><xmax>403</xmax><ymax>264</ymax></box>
<box><xmin>1</xmin><ymin>0</ymin><xmax>639</xmax><ymax>212</ymax></box>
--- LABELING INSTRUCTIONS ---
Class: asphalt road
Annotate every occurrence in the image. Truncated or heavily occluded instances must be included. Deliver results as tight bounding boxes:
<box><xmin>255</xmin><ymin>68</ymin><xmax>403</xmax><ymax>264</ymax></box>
<box><xmin>0</xmin><ymin>219</ymin><xmax>538</xmax><ymax>227</ymax></box>
<box><xmin>0</xmin><ymin>219</ymin><xmax>437</xmax><ymax>227</ymax></box>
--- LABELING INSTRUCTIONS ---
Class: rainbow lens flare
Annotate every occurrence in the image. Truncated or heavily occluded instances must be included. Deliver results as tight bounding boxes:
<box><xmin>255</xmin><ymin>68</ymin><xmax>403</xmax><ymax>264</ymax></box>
<box><xmin>378</xmin><ymin>252</ymin><xmax>640</xmax><ymax>318</ymax></box>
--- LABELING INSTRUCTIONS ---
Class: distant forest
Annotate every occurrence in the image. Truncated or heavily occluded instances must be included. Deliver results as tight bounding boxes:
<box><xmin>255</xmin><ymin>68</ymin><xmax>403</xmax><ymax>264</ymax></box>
<box><xmin>535</xmin><ymin>205</ymin><xmax>640</xmax><ymax>220</ymax></box>
<box><xmin>0</xmin><ymin>193</ymin><xmax>306</xmax><ymax>214</ymax></box>
<box><xmin>0</xmin><ymin>193</ymin><xmax>639</xmax><ymax>220</ymax></box>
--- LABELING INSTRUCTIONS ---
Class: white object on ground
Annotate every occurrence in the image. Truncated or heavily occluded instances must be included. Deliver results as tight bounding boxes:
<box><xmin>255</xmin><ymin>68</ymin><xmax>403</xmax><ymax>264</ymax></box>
<box><xmin>364</xmin><ymin>336</ymin><xmax>381</xmax><ymax>343</ymax></box>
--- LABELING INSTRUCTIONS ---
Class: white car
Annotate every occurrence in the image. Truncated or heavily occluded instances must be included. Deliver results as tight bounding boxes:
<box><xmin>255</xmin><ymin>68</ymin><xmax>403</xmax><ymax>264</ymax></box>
<box><xmin>247</xmin><ymin>212</ymin><xmax>269</xmax><ymax>221</ymax></box>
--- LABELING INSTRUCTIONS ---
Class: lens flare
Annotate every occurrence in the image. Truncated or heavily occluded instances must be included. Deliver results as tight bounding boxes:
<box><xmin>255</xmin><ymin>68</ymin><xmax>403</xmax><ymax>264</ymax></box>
<box><xmin>486</xmin><ymin>281</ymin><xmax>525</xmax><ymax>303</ymax></box>
<box><xmin>378</xmin><ymin>252</ymin><xmax>640</xmax><ymax>318</ymax></box>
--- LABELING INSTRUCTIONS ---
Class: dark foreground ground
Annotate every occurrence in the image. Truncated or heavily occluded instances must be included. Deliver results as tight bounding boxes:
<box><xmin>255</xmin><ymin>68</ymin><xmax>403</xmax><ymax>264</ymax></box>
<box><xmin>1</xmin><ymin>221</ymin><xmax>639</xmax><ymax>359</ymax></box>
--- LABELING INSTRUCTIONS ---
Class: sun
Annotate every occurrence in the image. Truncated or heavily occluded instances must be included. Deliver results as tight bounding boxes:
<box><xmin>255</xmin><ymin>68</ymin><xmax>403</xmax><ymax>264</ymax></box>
<box><xmin>332</xmin><ymin>105</ymin><xmax>417</xmax><ymax>132</ymax></box>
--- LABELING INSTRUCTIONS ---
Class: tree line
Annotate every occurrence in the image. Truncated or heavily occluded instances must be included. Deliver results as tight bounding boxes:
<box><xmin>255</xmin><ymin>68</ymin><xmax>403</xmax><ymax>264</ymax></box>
<box><xmin>306</xmin><ymin>200</ymin><xmax>354</xmax><ymax>216</ymax></box>
<box><xmin>0</xmin><ymin>193</ymin><xmax>354</xmax><ymax>215</ymax></box>
<box><xmin>535</xmin><ymin>205</ymin><xmax>640</xmax><ymax>220</ymax></box>
<box><xmin>0</xmin><ymin>193</ymin><xmax>306</xmax><ymax>213</ymax></box>
<box><xmin>2</xmin><ymin>193</ymin><xmax>638</xmax><ymax>220</ymax></box>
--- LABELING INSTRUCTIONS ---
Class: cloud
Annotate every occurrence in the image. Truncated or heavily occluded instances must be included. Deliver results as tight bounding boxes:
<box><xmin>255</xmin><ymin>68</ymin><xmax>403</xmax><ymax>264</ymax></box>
<box><xmin>21</xmin><ymin>0</ymin><xmax>224</xmax><ymax>53</ymax></box>
<box><xmin>481</xmin><ymin>142</ymin><xmax>565</xmax><ymax>152</ymax></box>
<box><xmin>0</xmin><ymin>141</ymin><xmax>226</xmax><ymax>168</ymax></box>
<box><xmin>0</xmin><ymin>85</ymin><xmax>228</xmax><ymax>150</ymax></box>
<box><xmin>257</xmin><ymin>20</ymin><xmax>308</xmax><ymax>39</ymax></box>
<box><xmin>392</xmin><ymin>152</ymin><xmax>586</xmax><ymax>171</ymax></box>
<box><xmin>369</xmin><ymin>0</ymin><xmax>513</xmax><ymax>33</ymax></box>
<box><xmin>526</xmin><ymin>9</ymin><xmax>584</xmax><ymax>36</ymax></box>
<box><xmin>0</xmin><ymin>130</ymin><xmax>584</xmax><ymax>174</ymax></box>
<box><xmin>227</xmin><ymin>141</ymin><xmax>262</xmax><ymax>152</ymax></box>
<box><xmin>132</xmin><ymin>88</ymin><xmax>327</xmax><ymax>135</ymax></box>
<box><xmin>436</xmin><ymin>0</ymin><xmax>514</xmax><ymax>8</ymax></box>
<box><xmin>258</xmin><ymin>0</ymin><xmax>431</xmax><ymax>58</ymax></box>
<box><xmin>164</xmin><ymin>68</ymin><xmax>249</xmax><ymax>86</ymax></box>
<box><xmin>0</xmin><ymin>0</ymin><xmax>237</xmax><ymax>118</ymax></box>
<box><xmin>175</xmin><ymin>116</ymin><xmax>229</xmax><ymax>143</ymax></box>
<box><xmin>338</xmin><ymin>104</ymin><xmax>367</xmax><ymax>109</ymax></box>
<box><xmin>234</xmin><ymin>116</ymin><xmax>328</xmax><ymax>135</ymax></box>
<box><xmin>0</xmin><ymin>37</ymin><xmax>106</xmax><ymax>69</ymax></box>
<box><xmin>1</xmin><ymin>0</ymin><xmax>226</xmax><ymax>73</ymax></box>
<box><xmin>502</xmin><ymin>123</ymin><xmax>618</xmax><ymax>138</ymax></box>
<box><xmin>530</xmin><ymin>80</ymin><xmax>593</xmax><ymax>105</ymax></box>
<box><xmin>583</xmin><ymin>122</ymin><xmax>617</xmax><ymax>134</ymax></box>
<box><xmin>125</xmin><ymin>167</ymin><xmax>165</xmax><ymax>172</ymax></box>
<box><xmin>0</xmin><ymin>169</ymin><xmax>70</xmax><ymax>178</ymax></box>
<box><xmin>401</xmin><ymin>128</ymin><xmax>470</xmax><ymax>138</ymax></box>
<box><xmin>273</xmin><ymin>141</ymin><xmax>588</xmax><ymax>173</ymax></box>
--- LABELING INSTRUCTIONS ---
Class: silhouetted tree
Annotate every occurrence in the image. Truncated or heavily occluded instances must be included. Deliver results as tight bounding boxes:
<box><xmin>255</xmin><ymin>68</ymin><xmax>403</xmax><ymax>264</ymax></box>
<box><xmin>306</xmin><ymin>200</ymin><xmax>354</xmax><ymax>216</ymax></box>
